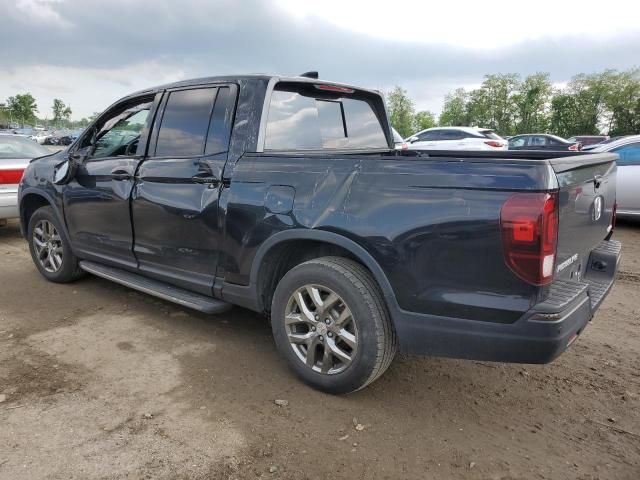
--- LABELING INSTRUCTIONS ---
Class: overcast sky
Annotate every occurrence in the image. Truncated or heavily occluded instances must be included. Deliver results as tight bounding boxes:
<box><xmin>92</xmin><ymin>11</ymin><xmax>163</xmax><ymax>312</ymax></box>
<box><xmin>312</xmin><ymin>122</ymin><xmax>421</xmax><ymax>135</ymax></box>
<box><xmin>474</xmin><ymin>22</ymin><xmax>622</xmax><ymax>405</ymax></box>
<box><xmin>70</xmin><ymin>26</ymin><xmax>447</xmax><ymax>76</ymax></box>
<box><xmin>1</xmin><ymin>0</ymin><xmax>638</xmax><ymax>119</ymax></box>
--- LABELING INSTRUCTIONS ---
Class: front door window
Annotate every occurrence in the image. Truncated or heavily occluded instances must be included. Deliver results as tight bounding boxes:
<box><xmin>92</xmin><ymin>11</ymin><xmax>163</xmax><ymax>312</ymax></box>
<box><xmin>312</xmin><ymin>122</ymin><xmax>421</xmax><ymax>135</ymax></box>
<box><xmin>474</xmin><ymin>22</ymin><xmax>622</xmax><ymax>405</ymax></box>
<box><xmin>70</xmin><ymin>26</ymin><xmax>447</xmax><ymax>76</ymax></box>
<box><xmin>81</xmin><ymin>99</ymin><xmax>153</xmax><ymax>159</ymax></box>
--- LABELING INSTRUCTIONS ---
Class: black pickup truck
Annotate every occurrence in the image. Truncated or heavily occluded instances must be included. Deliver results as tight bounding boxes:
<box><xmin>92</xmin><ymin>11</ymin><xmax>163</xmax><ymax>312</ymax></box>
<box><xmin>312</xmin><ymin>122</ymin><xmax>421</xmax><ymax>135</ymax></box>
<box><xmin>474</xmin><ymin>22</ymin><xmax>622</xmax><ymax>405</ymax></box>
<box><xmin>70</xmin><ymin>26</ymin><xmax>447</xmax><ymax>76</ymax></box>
<box><xmin>19</xmin><ymin>74</ymin><xmax>621</xmax><ymax>393</ymax></box>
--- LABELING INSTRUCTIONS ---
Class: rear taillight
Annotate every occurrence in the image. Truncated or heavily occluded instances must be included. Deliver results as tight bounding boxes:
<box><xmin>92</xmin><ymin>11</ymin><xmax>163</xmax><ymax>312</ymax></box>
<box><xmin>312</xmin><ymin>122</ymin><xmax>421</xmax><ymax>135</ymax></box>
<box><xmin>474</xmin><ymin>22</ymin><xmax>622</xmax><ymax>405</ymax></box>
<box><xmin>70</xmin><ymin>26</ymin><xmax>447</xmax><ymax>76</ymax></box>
<box><xmin>500</xmin><ymin>192</ymin><xmax>559</xmax><ymax>286</ymax></box>
<box><xmin>568</xmin><ymin>143</ymin><xmax>580</xmax><ymax>151</ymax></box>
<box><xmin>0</xmin><ymin>169</ymin><xmax>25</xmax><ymax>184</ymax></box>
<box><xmin>484</xmin><ymin>140</ymin><xmax>504</xmax><ymax>148</ymax></box>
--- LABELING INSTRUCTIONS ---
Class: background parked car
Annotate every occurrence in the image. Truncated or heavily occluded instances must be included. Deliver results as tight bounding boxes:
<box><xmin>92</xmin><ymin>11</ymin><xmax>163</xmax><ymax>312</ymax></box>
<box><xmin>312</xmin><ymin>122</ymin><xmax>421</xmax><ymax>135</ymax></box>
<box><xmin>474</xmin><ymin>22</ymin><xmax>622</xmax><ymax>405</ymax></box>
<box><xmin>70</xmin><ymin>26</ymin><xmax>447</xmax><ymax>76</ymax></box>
<box><xmin>581</xmin><ymin>136</ymin><xmax>630</xmax><ymax>151</ymax></box>
<box><xmin>405</xmin><ymin>127</ymin><xmax>508</xmax><ymax>151</ymax></box>
<box><xmin>392</xmin><ymin>128</ymin><xmax>407</xmax><ymax>150</ymax></box>
<box><xmin>0</xmin><ymin>134</ymin><xmax>50</xmax><ymax>223</ymax></box>
<box><xmin>589</xmin><ymin>135</ymin><xmax>640</xmax><ymax>219</ymax></box>
<box><xmin>568</xmin><ymin>135</ymin><xmax>608</xmax><ymax>147</ymax></box>
<box><xmin>508</xmin><ymin>134</ymin><xmax>580</xmax><ymax>151</ymax></box>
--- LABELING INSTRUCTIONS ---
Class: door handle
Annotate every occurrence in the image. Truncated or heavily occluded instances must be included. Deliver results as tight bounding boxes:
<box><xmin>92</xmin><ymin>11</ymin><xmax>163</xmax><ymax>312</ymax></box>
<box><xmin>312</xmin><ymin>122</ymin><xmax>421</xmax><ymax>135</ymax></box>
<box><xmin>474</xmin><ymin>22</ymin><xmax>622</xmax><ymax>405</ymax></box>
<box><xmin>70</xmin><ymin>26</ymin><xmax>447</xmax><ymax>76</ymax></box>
<box><xmin>111</xmin><ymin>169</ymin><xmax>132</xmax><ymax>181</ymax></box>
<box><xmin>191</xmin><ymin>175</ymin><xmax>220</xmax><ymax>186</ymax></box>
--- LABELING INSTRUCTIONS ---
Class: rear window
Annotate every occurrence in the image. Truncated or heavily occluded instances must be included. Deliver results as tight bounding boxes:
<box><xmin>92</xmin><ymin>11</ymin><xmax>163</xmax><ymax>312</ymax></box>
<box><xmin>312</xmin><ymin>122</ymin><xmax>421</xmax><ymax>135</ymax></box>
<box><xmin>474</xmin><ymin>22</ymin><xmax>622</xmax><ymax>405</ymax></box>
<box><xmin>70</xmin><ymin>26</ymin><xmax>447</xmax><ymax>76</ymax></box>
<box><xmin>264</xmin><ymin>84</ymin><xmax>388</xmax><ymax>151</ymax></box>
<box><xmin>480</xmin><ymin>130</ymin><xmax>501</xmax><ymax>140</ymax></box>
<box><xmin>0</xmin><ymin>135</ymin><xmax>49</xmax><ymax>159</ymax></box>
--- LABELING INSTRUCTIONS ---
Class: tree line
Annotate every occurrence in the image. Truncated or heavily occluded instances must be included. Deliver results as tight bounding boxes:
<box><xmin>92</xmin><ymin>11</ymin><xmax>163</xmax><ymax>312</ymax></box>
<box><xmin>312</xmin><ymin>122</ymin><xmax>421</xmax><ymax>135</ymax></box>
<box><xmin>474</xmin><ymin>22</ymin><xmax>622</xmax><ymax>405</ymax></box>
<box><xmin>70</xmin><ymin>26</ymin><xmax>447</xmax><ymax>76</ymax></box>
<box><xmin>3</xmin><ymin>67</ymin><xmax>638</xmax><ymax>138</ymax></box>
<box><xmin>387</xmin><ymin>68</ymin><xmax>640</xmax><ymax>139</ymax></box>
<box><xmin>0</xmin><ymin>94</ymin><xmax>96</xmax><ymax>129</ymax></box>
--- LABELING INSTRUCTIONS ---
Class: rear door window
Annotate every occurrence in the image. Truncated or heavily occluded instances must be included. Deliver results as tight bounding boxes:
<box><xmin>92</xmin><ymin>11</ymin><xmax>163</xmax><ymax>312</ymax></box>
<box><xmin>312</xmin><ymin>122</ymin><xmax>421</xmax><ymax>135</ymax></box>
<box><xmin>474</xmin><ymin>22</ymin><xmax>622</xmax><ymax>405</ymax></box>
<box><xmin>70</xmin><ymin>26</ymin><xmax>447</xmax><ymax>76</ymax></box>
<box><xmin>155</xmin><ymin>88</ymin><xmax>217</xmax><ymax>157</ymax></box>
<box><xmin>264</xmin><ymin>84</ymin><xmax>388</xmax><ymax>151</ymax></box>
<box><xmin>417</xmin><ymin>131</ymin><xmax>439</xmax><ymax>141</ymax></box>
<box><xmin>439</xmin><ymin>130</ymin><xmax>464</xmax><ymax>140</ymax></box>
<box><xmin>528</xmin><ymin>136</ymin><xmax>548</xmax><ymax>147</ymax></box>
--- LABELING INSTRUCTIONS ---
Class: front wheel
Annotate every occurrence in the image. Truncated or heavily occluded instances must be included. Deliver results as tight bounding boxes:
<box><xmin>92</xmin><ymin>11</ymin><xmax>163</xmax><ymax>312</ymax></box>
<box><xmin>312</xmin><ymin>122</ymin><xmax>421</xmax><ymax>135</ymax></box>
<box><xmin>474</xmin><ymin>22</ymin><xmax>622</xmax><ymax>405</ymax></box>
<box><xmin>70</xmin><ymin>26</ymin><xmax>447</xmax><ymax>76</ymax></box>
<box><xmin>271</xmin><ymin>257</ymin><xmax>397</xmax><ymax>394</ymax></box>
<box><xmin>27</xmin><ymin>206</ymin><xmax>84</xmax><ymax>283</ymax></box>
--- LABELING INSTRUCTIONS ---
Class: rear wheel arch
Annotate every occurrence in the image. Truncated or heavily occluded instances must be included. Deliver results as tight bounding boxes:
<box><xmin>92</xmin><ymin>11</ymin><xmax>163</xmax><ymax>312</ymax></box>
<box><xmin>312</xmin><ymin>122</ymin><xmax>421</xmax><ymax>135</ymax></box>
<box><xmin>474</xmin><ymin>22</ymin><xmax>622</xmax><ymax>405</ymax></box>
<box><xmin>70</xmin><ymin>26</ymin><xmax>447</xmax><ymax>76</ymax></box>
<box><xmin>252</xmin><ymin>230</ymin><xmax>398</xmax><ymax>315</ymax></box>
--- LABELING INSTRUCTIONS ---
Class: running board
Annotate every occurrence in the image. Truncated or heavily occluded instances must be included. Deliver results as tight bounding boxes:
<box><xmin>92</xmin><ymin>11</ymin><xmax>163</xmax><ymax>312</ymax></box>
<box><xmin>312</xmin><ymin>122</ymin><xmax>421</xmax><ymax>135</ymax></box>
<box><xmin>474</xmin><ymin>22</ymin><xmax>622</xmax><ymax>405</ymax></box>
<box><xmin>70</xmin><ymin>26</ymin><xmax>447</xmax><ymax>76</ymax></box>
<box><xmin>79</xmin><ymin>261</ymin><xmax>232</xmax><ymax>314</ymax></box>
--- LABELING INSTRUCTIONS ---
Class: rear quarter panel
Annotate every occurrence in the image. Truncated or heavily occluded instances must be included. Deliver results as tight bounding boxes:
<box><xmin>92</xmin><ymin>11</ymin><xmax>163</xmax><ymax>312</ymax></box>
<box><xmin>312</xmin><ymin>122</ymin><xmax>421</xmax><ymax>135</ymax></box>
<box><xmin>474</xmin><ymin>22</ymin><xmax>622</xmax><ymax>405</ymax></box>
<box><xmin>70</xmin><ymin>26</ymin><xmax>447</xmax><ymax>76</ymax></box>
<box><xmin>224</xmin><ymin>154</ymin><xmax>555</xmax><ymax>323</ymax></box>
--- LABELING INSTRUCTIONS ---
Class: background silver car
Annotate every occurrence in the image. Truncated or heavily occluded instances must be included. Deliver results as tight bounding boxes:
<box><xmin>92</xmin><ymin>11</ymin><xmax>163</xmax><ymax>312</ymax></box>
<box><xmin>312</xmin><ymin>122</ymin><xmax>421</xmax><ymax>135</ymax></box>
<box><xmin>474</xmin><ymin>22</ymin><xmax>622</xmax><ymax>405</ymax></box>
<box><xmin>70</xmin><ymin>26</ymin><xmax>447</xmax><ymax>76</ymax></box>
<box><xmin>0</xmin><ymin>134</ymin><xmax>51</xmax><ymax>224</ymax></box>
<box><xmin>589</xmin><ymin>135</ymin><xmax>640</xmax><ymax>219</ymax></box>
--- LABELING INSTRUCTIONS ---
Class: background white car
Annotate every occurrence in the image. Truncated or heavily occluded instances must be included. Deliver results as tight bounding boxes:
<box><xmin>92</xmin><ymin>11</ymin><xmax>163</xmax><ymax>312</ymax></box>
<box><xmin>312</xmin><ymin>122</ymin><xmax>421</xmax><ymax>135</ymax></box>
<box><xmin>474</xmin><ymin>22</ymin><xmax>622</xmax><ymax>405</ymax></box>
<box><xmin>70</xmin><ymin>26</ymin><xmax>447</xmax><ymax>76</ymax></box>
<box><xmin>589</xmin><ymin>135</ymin><xmax>640</xmax><ymax>219</ymax></box>
<box><xmin>0</xmin><ymin>134</ymin><xmax>50</xmax><ymax>224</ymax></box>
<box><xmin>392</xmin><ymin>127</ymin><xmax>407</xmax><ymax>150</ymax></box>
<box><xmin>405</xmin><ymin>127</ymin><xmax>508</xmax><ymax>151</ymax></box>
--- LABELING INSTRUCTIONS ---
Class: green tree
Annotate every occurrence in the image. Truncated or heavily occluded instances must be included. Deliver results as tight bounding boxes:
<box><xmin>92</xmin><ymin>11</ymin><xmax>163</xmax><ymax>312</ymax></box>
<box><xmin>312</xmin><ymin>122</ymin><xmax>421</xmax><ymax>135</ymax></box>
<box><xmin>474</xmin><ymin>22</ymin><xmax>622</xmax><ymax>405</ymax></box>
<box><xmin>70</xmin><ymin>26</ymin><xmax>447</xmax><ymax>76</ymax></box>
<box><xmin>52</xmin><ymin>98</ymin><xmax>73</xmax><ymax>125</ymax></box>
<box><xmin>604</xmin><ymin>68</ymin><xmax>640</xmax><ymax>136</ymax></box>
<box><xmin>467</xmin><ymin>73</ymin><xmax>519</xmax><ymax>135</ymax></box>
<box><xmin>549</xmin><ymin>92</ymin><xmax>580</xmax><ymax>138</ymax></box>
<box><xmin>414</xmin><ymin>110</ymin><xmax>437</xmax><ymax>131</ymax></box>
<box><xmin>439</xmin><ymin>88</ymin><xmax>468</xmax><ymax>126</ymax></box>
<box><xmin>513</xmin><ymin>73</ymin><xmax>553</xmax><ymax>134</ymax></box>
<box><xmin>6</xmin><ymin>93</ymin><xmax>38</xmax><ymax>125</ymax></box>
<box><xmin>0</xmin><ymin>103</ymin><xmax>9</xmax><ymax>127</ymax></box>
<box><xmin>386</xmin><ymin>86</ymin><xmax>416</xmax><ymax>138</ymax></box>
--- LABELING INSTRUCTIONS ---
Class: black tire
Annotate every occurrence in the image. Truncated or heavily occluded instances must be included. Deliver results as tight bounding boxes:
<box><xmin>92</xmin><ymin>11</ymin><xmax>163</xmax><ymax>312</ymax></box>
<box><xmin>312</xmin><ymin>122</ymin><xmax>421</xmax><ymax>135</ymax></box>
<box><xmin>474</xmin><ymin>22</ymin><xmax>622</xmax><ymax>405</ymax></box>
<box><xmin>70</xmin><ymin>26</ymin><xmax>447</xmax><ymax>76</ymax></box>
<box><xmin>27</xmin><ymin>206</ymin><xmax>84</xmax><ymax>283</ymax></box>
<box><xmin>271</xmin><ymin>256</ymin><xmax>397</xmax><ymax>394</ymax></box>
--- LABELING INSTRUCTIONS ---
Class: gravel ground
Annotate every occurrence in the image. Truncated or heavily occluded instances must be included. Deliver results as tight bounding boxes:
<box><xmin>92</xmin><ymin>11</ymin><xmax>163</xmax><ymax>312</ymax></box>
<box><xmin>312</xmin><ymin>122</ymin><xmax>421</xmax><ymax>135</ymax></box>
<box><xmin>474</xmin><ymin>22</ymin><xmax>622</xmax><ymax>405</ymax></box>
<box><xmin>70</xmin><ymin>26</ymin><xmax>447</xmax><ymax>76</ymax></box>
<box><xmin>1</xmin><ymin>219</ymin><xmax>639</xmax><ymax>480</ymax></box>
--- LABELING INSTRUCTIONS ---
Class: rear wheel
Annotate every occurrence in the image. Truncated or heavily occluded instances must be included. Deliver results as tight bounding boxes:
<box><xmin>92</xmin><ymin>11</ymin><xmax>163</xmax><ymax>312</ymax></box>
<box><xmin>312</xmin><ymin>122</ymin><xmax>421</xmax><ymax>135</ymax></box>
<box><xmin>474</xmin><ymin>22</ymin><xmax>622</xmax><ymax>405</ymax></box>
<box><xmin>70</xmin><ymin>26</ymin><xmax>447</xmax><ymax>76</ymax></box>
<box><xmin>271</xmin><ymin>256</ymin><xmax>397</xmax><ymax>394</ymax></box>
<box><xmin>28</xmin><ymin>206</ymin><xmax>83</xmax><ymax>283</ymax></box>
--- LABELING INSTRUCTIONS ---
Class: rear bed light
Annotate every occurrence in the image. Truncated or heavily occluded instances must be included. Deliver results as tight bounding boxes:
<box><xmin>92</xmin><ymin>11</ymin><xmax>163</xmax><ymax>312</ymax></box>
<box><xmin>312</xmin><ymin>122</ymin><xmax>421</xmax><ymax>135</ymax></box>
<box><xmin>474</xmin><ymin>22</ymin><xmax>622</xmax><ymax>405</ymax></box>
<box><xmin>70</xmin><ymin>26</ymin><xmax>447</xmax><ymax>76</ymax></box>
<box><xmin>0</xmin><ymin>169</ymin><xmax>25</xmax><ymax>184</ymax></box>
<box><xmin>500</xmin><ymin>192</ymin><xmax>559</xmax><ymax>285</ymax></box>
<box><xmin>611</xmin><ymin>201</ymin><xmax>617</xmax><ymax>231</ymax></box>
<box><xmin>314</xmin><ymin>84</ymin><xmax>355</xmax><ymax>94</ymax></box>
<box><xmin>484</xmin><ymin>140</ymin><xmax>504</xmax><ymax>148</ymax></box>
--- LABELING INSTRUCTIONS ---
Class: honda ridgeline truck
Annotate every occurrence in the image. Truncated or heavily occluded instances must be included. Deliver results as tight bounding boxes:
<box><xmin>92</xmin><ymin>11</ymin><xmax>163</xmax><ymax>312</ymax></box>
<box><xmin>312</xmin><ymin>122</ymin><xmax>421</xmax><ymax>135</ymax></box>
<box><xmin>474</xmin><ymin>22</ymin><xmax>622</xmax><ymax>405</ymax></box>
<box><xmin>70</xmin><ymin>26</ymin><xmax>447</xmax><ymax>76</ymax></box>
<box><xmin>18</xmin><ymin>74</ymin><xmax>621</xmax><ymax>393</ymax></box>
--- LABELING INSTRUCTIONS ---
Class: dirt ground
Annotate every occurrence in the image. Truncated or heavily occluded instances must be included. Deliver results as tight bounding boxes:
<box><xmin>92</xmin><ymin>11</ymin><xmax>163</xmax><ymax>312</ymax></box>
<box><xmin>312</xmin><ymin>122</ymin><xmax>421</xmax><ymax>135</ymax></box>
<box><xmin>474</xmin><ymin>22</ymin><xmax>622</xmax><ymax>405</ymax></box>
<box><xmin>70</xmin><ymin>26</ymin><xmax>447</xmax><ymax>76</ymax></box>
<box><xmin>1</xmin><ymin>219</ymin><xmax>639</xmax><ymax>480</ymax></box>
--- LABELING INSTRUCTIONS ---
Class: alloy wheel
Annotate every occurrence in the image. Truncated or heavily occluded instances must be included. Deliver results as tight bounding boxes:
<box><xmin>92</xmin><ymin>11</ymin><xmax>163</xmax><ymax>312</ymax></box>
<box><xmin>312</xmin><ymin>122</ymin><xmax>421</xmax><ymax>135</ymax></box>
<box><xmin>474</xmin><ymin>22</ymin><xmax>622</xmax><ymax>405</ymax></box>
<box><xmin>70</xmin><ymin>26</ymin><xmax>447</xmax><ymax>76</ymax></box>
<box><xmin>32</xmin><ymin>220</ymin><xmax>63</xmax><ymax>273</ymax></box>
<box><xmin>284</xmin><ymin>284</ymin><xmax>358</xmax><ymax>374</ymax></box>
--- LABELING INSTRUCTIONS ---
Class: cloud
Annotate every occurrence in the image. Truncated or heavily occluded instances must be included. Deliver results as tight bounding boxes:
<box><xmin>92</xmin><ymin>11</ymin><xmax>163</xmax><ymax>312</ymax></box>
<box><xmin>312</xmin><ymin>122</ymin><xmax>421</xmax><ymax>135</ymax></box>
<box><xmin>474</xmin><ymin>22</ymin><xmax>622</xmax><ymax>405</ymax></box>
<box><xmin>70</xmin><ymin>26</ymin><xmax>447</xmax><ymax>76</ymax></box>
<box><xmin>0</xmin><ymin>0</ymin><xmax>638</xmax><ymax>118</ymax></box>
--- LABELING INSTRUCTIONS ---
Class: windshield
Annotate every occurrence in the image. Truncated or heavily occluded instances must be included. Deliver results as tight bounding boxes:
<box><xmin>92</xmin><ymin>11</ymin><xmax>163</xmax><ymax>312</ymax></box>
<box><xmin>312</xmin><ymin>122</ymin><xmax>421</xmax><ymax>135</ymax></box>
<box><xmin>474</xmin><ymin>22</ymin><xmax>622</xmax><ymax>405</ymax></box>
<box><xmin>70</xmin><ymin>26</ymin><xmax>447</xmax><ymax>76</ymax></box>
<box><xmin>264</xmin><ymin>83</ymin><xmax>388</xmax><ymax>151</ymax></box>
<box><xmin>0</xmin><ymin>135</ymin><xmax>50</xmax><ymax>159</ymax></box>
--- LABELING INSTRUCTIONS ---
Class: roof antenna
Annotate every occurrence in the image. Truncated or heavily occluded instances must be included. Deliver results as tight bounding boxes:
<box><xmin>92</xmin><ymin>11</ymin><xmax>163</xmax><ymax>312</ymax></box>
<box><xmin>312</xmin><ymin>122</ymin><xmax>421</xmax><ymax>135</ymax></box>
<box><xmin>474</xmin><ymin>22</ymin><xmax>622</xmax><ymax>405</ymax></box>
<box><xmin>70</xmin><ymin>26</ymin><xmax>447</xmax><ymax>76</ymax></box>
<box><xmin>300</xmin><ymin>71</ymin><xmax>319</xmax><ymax>79</ymax></box>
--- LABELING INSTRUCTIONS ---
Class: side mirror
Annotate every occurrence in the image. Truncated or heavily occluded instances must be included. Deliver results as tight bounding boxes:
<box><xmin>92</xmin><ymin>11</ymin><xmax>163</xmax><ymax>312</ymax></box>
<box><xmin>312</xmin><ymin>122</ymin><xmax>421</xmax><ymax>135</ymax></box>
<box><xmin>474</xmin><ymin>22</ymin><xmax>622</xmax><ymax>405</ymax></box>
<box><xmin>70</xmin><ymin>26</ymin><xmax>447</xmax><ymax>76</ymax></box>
<box><xmin>52</xmin><ymin>159</ymin><xmax>77</xmax><ymax>185</ymax></box>
<box><xmin>408</xmin><ymin>136</ymin><xmax>419</xmax><ymax>143</ymax></box>
<box><xmin>52</xmin><ymin>146</ymin><xmax>92</xmax><ymax>185</ymax></box>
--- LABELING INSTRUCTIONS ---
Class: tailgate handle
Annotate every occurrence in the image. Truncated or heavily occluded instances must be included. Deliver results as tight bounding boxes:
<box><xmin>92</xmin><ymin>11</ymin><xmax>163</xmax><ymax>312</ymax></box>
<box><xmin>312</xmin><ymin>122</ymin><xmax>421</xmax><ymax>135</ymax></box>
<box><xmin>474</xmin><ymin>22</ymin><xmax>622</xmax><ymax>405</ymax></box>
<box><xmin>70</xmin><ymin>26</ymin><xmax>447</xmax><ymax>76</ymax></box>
<box><xmin>593</xmin><ymin>175</ymin><xmax>603</xmax><ymax>189</ymax></box>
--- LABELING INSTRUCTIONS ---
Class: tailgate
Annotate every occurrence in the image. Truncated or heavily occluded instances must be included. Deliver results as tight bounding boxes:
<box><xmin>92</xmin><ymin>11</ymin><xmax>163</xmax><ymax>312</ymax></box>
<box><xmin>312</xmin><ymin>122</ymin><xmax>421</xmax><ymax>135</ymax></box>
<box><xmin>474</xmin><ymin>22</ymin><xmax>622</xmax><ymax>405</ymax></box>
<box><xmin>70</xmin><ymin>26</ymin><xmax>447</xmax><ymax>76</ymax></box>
<box><xmin>551</xmin><ymin>153</ymin><xmax>617</xmax><ymax>281</ymax></box>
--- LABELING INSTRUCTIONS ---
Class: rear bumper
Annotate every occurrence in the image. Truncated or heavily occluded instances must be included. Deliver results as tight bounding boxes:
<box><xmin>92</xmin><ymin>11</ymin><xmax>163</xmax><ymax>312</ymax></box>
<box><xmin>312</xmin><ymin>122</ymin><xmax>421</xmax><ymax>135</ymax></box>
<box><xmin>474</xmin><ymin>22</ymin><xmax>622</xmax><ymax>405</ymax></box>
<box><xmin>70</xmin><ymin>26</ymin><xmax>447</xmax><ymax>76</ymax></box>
<box><xmin>0</xmin><ymin>191</ymin><xmax>19</xmax><ymax>220</ymax></box>
<box><xmin>394</xmin><ymin>240</ymin><xmax>621</xmax><ymax>363</ymax></box>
